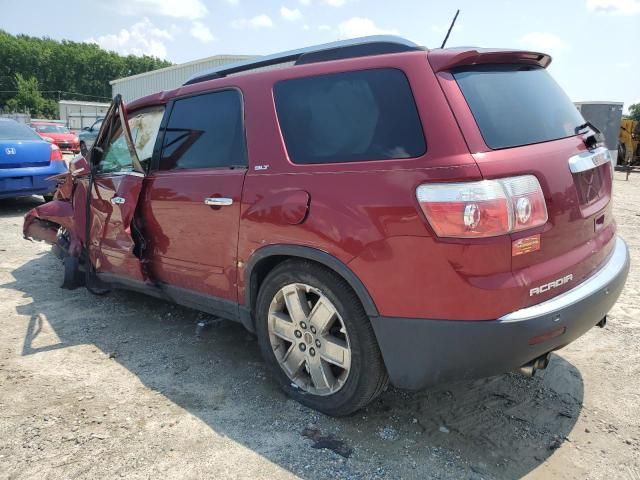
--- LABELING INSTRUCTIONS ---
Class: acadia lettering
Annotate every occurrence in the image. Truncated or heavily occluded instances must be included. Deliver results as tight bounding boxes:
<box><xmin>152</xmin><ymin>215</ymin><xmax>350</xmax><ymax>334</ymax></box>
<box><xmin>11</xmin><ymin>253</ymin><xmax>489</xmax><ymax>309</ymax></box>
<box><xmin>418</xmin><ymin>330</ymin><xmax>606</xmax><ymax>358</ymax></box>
<box><xmin>529</xmin><ymin>274</ymin><xmax>573</xmax><ymax>297</ymax></box>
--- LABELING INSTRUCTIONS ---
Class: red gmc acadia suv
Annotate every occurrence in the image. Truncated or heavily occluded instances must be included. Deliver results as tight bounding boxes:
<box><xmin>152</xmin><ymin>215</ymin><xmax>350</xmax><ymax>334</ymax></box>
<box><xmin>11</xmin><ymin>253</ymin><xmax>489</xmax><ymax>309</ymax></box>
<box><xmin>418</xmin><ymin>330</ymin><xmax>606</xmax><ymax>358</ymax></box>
<box><xmin>23</xmin><ymin>36</ymin><xmax>630</xmax><ymax>416</ymax></box>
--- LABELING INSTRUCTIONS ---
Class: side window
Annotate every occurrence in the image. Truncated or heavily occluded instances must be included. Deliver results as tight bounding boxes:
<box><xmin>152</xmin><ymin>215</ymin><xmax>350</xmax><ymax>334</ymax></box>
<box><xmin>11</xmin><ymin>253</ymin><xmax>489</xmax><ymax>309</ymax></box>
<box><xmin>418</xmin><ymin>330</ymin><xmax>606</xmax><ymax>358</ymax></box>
<box><xmin>96</xmin><ymin>107</ymin><xmax>164</xmax><ymax>174</ymax></box>
<box><xmin>159</xmin><ymin>90</ymin><xmax>246</xmax><ymax>171</ymax></box>
<box><xmin>274</xmin><ymin>68</ymin><xmax>426</xmax><ymax>164</ymax></box>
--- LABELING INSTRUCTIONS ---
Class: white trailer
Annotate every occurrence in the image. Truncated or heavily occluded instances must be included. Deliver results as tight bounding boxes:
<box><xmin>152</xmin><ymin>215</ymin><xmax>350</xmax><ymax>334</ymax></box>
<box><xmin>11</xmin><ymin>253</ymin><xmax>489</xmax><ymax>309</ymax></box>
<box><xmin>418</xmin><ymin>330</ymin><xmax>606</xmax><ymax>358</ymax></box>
<box><xmin>575</xmin><ymin>101</ymin><xmax>624</xmax><ymax>166</ymax></box>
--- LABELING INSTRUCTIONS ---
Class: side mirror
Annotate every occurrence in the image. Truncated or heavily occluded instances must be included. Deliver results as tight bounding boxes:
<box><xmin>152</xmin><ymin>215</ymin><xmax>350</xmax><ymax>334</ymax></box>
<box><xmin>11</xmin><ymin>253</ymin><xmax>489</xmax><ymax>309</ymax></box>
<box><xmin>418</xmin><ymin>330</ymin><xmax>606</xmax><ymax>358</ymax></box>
<box><xmin>82</xmin><ymin>126</ymin><xmax>90</xmax><ymax>131</ymax></box>
<box><xmin>69</xmin><ymin>155</ymin><xmax>90</xmax><ymax>176</ymax></box>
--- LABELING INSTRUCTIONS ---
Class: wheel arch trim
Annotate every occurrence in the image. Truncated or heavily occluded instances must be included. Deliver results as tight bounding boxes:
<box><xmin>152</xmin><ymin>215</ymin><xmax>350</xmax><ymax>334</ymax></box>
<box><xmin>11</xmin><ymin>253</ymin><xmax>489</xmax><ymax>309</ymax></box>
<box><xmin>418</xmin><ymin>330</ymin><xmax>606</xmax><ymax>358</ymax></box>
<box><xmin>243</xmin><ymin>244</ymin><xmax>379</xmax><ymax>318</ymax></box>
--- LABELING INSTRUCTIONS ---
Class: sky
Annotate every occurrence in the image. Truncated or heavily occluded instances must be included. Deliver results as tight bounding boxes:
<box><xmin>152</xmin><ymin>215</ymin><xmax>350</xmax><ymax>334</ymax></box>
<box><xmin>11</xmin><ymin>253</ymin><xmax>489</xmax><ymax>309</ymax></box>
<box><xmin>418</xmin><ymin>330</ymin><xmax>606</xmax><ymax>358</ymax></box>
<box><xmin>1</xmin><ymin>0</ymin><xmax>639</xmax><ymax>112</ymax></box>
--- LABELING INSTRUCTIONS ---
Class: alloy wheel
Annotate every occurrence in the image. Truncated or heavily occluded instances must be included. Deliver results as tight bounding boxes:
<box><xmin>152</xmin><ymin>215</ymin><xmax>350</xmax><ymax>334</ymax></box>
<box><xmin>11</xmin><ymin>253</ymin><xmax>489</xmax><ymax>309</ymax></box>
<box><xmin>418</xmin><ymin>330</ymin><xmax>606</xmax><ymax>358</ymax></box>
<box><xmin>267</xmin><ymin>283</ymin><xmax>351</xmax><ymax>396</ymax></box>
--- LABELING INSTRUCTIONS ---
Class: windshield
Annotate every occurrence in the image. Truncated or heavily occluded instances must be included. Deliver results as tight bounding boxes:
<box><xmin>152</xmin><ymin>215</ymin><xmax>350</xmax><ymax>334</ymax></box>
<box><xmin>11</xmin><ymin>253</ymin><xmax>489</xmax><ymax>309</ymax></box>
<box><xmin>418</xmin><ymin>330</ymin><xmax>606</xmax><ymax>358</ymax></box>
<box><xmin>454</xmin><ymin>65</ymin><xmax>585</xmax><ymax>149</ymax></box>
<box><xmin>34</xmin><ymin>124</ymin><xmax>70</xmax><ymax>134</ymax></box>
<box><xmin>0</xmin><ymin>121</ymin><xmax>43</xmax><ymax>141</ymax></box>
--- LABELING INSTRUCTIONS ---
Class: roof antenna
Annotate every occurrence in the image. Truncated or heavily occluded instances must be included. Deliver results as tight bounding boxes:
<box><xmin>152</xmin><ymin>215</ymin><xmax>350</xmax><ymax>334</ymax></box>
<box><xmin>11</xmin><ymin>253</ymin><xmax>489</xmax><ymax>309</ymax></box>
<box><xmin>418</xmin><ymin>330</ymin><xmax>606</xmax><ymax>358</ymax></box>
<box><xmin>440</xmin><ymin>9</ymin><xmax>460</xmax><ymax>48</ymax></box>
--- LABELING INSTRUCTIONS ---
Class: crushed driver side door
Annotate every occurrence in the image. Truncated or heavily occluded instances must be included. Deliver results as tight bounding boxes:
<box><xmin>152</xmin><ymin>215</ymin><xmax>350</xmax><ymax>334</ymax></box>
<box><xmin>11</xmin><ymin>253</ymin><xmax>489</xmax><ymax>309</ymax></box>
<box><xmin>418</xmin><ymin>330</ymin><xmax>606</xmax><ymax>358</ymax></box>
<box><xmin>87</xmin><ymin>95</ymin><xmax>147</xmax><ymax>282</ymax></box>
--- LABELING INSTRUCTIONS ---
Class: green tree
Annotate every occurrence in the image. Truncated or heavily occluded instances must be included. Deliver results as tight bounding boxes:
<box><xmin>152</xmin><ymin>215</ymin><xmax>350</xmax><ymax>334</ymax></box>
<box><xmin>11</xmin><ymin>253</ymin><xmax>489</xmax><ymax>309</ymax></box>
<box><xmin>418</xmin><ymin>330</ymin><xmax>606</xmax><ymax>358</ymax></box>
<box><xmin>0</xmin><ymin>30</ymin><xmax>172</xmax><ymax>116</ymax></box>
<box><xmin>628</xmin><ymin>103</ymin><xmax>640</xmax><ymax>122</ymax></box>
<box><xmin>4</xmin><ymin>73</ymin><xmax>57</xmax><ymax>117</ymax></box>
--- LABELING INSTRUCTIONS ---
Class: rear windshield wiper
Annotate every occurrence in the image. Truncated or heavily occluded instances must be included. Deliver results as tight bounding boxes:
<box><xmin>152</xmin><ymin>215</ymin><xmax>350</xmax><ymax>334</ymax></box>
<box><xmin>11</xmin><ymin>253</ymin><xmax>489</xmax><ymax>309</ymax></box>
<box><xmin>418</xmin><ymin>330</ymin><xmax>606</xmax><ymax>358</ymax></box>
<box><xmin>575</xmin><ymin>121</ymin><xmax>602</xmax><ymax>135</ymax></box>
<box><xmin>575</xmin><ymin>121</ymin><xmax>604</xmax><ymax>150</ymax></box>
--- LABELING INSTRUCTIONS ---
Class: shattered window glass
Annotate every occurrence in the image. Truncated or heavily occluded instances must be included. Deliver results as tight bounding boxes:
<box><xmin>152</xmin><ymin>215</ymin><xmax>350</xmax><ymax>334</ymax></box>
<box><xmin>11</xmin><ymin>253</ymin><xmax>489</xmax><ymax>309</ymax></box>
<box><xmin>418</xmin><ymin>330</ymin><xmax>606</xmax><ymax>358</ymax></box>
<box><xmin>97</xmin><ymin>106</ymin><xmax>165</xmax><ymax>175</ymax></box>
<box><xmin>128</xmin><ymin>107</ymin><xmax>164</xmax><ymax>171</ymax></box>
<box><xmin>98</xmin><ymin>127</ymin><xmax>134</xmax><ymax>174</ymax></box>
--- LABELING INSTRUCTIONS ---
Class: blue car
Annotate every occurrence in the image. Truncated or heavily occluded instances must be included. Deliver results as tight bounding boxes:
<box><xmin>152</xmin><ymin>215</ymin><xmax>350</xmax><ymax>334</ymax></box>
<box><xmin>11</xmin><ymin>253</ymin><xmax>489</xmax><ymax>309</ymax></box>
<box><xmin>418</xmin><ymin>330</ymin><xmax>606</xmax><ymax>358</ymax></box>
<box><xmin>0</xmin><ymin>118</ymin><xmax>68</xmax><ymax>200</ymax></box>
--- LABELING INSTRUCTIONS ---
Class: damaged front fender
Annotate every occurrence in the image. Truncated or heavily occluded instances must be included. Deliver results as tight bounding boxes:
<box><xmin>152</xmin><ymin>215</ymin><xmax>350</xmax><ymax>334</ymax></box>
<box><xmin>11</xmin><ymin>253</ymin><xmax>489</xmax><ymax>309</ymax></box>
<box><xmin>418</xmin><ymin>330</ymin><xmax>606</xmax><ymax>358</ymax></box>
<box><xmin>23</xmin><ymin>165</ymin><xmax>89</xmax><ymax>257</ymax></box>
<box><xmin>23</xmin><ymin>200</ymin><xmax>74</xmax><ymax>245</ymax></box>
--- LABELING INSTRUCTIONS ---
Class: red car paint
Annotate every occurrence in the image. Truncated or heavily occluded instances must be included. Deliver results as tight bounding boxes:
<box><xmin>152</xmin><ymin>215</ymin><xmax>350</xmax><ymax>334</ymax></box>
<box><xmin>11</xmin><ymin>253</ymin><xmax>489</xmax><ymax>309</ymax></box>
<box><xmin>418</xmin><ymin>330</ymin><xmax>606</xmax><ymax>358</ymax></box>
<box><xmin>23</xmin><ymin>162</ymin><xmax>88</xmax><ymax>257</ymax></box>
<box><xmin>31</xmin><ymin>121</ymin><xmax>80</xmax><ymax>153</ymax></box>
<box><xmin>22</xmin><ymin>43</ymin><xmax>628</xmax><ymax>395</ymax></box>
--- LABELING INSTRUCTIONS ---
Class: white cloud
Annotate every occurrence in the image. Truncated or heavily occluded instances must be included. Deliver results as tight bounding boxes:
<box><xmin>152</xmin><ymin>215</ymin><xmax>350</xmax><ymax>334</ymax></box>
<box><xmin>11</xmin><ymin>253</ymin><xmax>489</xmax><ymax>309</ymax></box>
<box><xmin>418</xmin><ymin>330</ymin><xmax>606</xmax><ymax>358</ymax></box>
<box><xmin>518</xmin><ymin>32</ymin><xmax>568</xmax><ymax>53</ymax></box>
<box><xmin>323</xmin><ymin>0</ymin><xmax>346</xmax><ymax>5</ymax></box>
<box><xmin>337</xmin><ymin>17</ymin><xmax>398</xmax><ymax>38</ymax></box>
<box><xmin>190</xmin><ymin>21</ymin><xmax>214</xmax><ymax>43</ymax></box>
<box><xmin>280</xmin><ymin>6</ymin><xmax>303</xmax><ymax>21</ymax></box>
<box><xmin>302</xmin><ymin>24</ymin><xmax>310</xmax><ymax>30</ymax></box>
<box><xmin>318</xmin><ymin>24</ymin><xmax>332</xmax><ymax>31</ymax></box>
<box><xmin>232</xmin><ymin>14</ymin><xmax>274</xmax><ymax>29</ymax></box>
<box><xmin>300</xmin><ymin>0</ymin><xmax>311</xmax><ymax>5</ymax></box>
<box><xmin>586</xmin><ymin>0</ymin><xmax>640</xmax><ymax>14</ymax></box>
<box><xmin>113</xmin><ymin>0</ymin><xmax>207</xmax><ymax>20</ymax></box>
<box><xmin>225</xmin><ymin>0</ymin><xmax>240</xmax><ymax>4</ymax></box>
<box><xmin>87</xmin><ymin>18</ymin><xmax>173</xmax><ymax>59</ymax></box>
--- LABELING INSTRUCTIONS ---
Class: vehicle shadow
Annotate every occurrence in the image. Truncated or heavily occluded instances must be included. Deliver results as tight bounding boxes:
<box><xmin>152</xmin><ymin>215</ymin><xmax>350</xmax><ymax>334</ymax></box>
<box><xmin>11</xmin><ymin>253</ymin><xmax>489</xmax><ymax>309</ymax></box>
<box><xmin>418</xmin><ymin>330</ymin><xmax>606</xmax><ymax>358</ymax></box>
<box><xmin>0</xmin><ymin>195</ymin><xmax>43</xmax><ymax>218</ymax></box>
<box><xmin>3</xmin><ymin>199</ymin><xmax>584</xmax><ymax>479</ymax></box>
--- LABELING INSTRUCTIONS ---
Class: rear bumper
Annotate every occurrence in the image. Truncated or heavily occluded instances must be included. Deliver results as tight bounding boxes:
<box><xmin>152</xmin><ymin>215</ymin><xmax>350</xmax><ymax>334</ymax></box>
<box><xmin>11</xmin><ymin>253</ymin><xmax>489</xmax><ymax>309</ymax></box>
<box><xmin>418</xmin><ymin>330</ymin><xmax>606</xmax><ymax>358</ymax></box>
<box><xmin>0</xmin><ymin>163</ymin><xmax>67</xmax><ymax>199</ymax></box>
<box><xmin>370</xmin><ymin>236</ymin><xmax>630</xmax><ymax>390</ymax></box>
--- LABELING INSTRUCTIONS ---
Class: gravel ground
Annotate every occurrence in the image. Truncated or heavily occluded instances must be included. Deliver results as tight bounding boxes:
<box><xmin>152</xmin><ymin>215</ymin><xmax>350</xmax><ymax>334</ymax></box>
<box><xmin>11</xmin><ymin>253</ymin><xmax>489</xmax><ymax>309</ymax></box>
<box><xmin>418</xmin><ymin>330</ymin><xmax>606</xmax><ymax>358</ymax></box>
<box><xmin>0</xmin><ymin>171</ymin><xmax>639</xmax><ymax>480</ymax></box>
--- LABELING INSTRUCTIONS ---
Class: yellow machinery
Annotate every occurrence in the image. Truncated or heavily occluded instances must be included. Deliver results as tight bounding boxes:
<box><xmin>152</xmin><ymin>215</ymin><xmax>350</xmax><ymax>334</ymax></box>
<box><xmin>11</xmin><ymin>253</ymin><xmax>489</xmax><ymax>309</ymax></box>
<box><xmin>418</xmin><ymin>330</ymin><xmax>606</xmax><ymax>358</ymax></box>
<box><xmin>618</xmin><ymin>118</ymin><xmax>640</xmax><ymax>167</ymax></box>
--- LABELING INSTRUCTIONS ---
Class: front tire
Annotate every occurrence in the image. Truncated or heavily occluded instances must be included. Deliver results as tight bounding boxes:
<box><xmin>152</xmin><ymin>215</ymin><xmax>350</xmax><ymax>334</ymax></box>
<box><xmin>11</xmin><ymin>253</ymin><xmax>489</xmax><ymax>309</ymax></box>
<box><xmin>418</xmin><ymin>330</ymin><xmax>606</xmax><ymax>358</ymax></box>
<box><xmin>61</xmin><ymin>256</ymin><xmax>84</xmax><ymax>290</ymax></box>
<box><xmin>255</xmin><ymin>260</ymin><xmax>388</xmax><ymax>416</ymax></box>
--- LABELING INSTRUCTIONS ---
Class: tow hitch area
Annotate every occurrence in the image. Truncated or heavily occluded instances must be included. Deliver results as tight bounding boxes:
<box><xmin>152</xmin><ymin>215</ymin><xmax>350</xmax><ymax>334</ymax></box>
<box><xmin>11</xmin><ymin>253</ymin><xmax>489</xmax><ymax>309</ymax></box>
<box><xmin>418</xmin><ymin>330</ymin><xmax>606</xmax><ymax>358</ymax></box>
<box><xmin>518</xmin><ymin>317</ymin><xmax>608</xmax><ymax>377</ymax></box>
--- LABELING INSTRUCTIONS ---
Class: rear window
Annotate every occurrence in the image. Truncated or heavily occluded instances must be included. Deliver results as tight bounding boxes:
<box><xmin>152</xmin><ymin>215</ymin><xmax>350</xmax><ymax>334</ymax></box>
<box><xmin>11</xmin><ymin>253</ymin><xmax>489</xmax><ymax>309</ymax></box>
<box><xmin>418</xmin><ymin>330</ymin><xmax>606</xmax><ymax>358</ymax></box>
<box><xmin>454</xmin><ymin>65</ymin><xmax>584</xmax><ymax>149</ymax></box>
<box><xmin>0</xmin><ymin>121</ymin><xmax>41</xmax><ymax>141</ymax></box>
<box><xmin>274</xmin><ymin>68</ymin><xmax>426</xmax><ymax>164</ymax></box>
<box><xmin>34</xmin><ymin>124</ymin><xmax>70</xmax><ymax>134</ymax></box>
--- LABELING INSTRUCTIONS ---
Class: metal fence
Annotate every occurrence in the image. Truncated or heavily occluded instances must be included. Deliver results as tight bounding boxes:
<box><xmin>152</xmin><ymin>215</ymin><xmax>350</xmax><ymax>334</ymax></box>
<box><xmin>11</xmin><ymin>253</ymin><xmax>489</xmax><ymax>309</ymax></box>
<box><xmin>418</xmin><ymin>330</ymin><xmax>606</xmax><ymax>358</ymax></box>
<box><xmin>0</xmin><ymin>110</ymin><xmax>31</xmax><ymax>124</ymax></box>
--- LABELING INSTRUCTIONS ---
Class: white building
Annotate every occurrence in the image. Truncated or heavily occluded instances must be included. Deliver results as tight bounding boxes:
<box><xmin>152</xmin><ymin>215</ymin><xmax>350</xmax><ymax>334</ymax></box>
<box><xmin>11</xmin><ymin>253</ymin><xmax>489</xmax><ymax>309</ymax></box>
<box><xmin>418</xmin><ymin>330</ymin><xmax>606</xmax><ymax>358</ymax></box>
<box><xmin>110</xmin><ymin>54</ymin><xmax>254</xmax><ymax>103</ymax></box>
<box><xmin>58</xmin><ymin>100</ymin><xmax>110</xmax><ymax>130</ymax></box>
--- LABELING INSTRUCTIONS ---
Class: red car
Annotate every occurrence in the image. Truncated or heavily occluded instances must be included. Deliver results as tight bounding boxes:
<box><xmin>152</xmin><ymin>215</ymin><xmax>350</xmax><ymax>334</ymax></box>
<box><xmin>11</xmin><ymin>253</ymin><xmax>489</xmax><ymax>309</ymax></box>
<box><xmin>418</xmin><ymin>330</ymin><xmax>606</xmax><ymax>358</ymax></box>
<box><xmin>23</xmin><ymin>36</ymin><xmax>630</xmax><ymax>416</ymax></box>
<box><xmin>31</xmin><ymin>121</ymin><xmax>80</xmax><ymax>153</ymax></box>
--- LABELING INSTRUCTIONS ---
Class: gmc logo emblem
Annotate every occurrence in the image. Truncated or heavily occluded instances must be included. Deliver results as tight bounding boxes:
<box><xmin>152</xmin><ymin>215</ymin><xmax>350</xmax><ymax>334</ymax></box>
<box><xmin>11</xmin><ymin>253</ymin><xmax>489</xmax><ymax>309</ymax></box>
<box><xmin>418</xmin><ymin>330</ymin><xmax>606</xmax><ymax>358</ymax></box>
<box><xmin>530</xmin><ymin>274</ymin><xmax>573</xmax><ymax>296</ymax></box>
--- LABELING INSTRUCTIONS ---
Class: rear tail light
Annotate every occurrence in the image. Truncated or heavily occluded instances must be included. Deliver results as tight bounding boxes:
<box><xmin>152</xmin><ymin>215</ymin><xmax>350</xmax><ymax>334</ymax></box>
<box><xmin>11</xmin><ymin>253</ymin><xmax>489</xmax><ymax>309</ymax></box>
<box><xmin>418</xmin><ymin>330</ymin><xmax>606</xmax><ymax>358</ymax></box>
<box><xmin>50</xmin><ymin>144</ymin><xmax>63</xmax><ymax>162</ymax></box>
<box><xmin>416</xmin><ymin>175</ymin><xmax>548</xmax><ymax>238</ymax></box>
<box><xmin>501</xmin><ymin>175</ymin><xmax>548</xmax><ymax>232</ymax></box>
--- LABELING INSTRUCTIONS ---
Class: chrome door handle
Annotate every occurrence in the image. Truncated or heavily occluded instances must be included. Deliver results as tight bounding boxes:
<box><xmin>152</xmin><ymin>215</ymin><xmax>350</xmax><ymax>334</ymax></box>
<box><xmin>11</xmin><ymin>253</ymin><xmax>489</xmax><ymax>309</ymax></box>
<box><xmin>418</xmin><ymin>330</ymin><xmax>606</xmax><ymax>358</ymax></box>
<box><xmin>204</xmin><ymin>197</ymin><xmax>233</xmax><ymax>206</ymax></box>
<box><xmin>110</xmin><ymin>196</ymin><xmax>126</xmax><ymax>205</ymax></box>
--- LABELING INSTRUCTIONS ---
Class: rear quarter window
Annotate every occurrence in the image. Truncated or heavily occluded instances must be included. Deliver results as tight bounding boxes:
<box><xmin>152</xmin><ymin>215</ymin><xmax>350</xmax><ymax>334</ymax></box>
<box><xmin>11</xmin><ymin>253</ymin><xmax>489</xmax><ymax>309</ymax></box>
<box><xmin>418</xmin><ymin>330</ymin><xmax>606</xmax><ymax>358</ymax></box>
<box><xmin>274</xmin><ymin>68</ymin><xmax>426</xmax><ymax>164</ymax></box>
<box><xmin>453</xmin><ymin>65</ymin><xmax>584</xmax><ymax>149</ymax></box>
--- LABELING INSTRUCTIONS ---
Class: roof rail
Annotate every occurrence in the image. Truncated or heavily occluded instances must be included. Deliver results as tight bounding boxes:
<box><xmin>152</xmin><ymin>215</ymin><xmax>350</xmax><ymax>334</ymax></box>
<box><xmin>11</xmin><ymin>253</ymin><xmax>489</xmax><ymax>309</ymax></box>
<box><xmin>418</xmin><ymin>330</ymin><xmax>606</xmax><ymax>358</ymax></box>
<box><xmin>183</xmin><ymin>35</ymin><xmax>423</xmax><ymax>86</ymax></box>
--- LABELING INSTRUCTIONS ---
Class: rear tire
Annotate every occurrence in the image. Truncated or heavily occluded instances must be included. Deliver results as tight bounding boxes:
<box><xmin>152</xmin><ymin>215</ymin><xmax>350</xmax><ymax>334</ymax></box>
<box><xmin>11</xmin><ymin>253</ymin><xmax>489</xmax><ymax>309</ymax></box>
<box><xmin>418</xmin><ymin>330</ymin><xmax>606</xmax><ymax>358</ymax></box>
<box><xmin>255</xmin><ymin>260</ymin><xmax>388</xmax><ymax>416</ymax></box>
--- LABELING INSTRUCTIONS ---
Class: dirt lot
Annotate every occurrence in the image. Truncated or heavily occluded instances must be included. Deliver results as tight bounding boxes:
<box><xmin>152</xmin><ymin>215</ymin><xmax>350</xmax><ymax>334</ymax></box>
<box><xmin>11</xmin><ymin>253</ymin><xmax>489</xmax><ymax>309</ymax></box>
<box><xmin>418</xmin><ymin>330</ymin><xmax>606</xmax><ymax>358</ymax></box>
<box><xmin>0</xmin><ymin>172</ymin><xmax>639</xmax><ymax>480</ymax></box>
